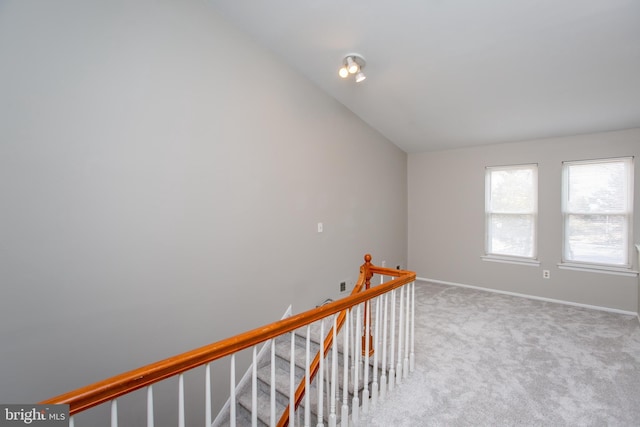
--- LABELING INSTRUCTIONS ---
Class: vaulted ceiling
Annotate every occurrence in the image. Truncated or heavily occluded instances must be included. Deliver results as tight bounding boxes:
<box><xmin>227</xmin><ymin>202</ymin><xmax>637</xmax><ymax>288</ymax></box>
<box><xmin>209</xmin><ymin>0</ymin><xmax>640</xmax><ymax>153</ymax></box>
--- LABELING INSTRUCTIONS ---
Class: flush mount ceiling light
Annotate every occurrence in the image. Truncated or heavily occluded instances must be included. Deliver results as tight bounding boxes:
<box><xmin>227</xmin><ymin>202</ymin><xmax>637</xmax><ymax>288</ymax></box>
<box><xmin>338</xmin><ymin>53</ymin><xmax>366</xmax><ymax>83</ymax></box>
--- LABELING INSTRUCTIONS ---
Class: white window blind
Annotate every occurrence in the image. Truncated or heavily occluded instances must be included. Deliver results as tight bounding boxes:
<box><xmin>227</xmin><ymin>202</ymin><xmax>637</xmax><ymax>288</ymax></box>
<box><xmin>562</xmin><ymin>157</ymin><xmax>634</xmax><ymax>267</ymax></box>
<box><xmin>485</xmin><ymin>164</ymin><xmax>538</xmax><ymax>259</ymax></box>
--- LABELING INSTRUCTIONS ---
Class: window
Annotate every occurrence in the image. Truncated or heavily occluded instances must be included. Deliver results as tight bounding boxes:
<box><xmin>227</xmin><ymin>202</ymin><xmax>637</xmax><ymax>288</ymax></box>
<box><xmin>562</xmin><ymin>157</ymin><xmax>634</xmax><ymax>268</ymax></box>
<box><xmin>485</xmin><ymin>164</ymin><xmax>538</xmax><ymax>260</ymax></box>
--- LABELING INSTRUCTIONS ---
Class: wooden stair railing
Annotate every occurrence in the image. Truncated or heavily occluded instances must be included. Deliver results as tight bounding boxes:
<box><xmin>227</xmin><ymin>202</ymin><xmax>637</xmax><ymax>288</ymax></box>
<box><xmin>276</xmin><ymin>253</ymin><xmax>404</xmax><ymax>427</ymax></box>
<box><xmin>41</xmin><ymin>254</ymin><xmax>416</xmax><ymax>422</ymax></box>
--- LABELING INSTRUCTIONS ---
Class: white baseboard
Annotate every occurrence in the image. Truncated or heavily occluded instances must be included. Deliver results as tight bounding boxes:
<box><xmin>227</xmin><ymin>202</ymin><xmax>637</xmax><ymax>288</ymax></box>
<box><xmin>417</xmin><ymin>277</ymin><xmax>638</xmax><ymax>318</ymax></box>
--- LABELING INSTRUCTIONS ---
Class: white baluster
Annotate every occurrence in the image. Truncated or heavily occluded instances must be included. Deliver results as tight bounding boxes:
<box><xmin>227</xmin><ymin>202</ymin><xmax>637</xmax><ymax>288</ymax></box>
<box><xmin>380</xmin><ymin>291</ymin><xmax>389</xmax><ymax>401</ymax></box>
<box><xmin>178</xmin><ymin>373</ymin><xmax>185</xmax><ymax>427</ymax></box>
<box><xmin>69</xmin><ymin>416</ymin><xmax>74</xmax><ymax>427</ymax></box>
<box><xmin>290</xmin><ymin>332</ymin><xmax>296</xmax><ymax>427</ymax></box>
<box><xmin>110</xmin><ymin>399</ymin><xmax>118</xmax><ymax>427</ymax></box>
<box><xmin>396</xmin><ymin>286</ymin><xmax>404</xmax><ymax>385</ymax></box>
<box><xmin>271</xmin><ymin>339</ymin><xmax>276</xmax><ymax>427</ymax></box>
<box><xmin>388</xmin><ymin>289</ymin><xmax>396</xmax><ymax>392</ymax></box>
<box><xmin>362</xmin><ymin>300</ymin><xmax>370</xmax><ymax>415</ymax></box>
<box><xmin>317</xmin><ymin>320</ymin><xmax>325</xmax><ymax>427</ymax></box>
<box><xmin>371</xmin><ymin>296</ymin><xmax>380</xmax><ymax>408</ymax></box>
<box><xmin>350</xmin><ymin>306</ymin><xmax>356</xmax><ymax>376</ymax></box>
<box><xmin>147</xmin><ymin>385</ymin><xmax>154</xmax><ymax>427</ymax></box>
<box><xmin>230</xmin><ymin>355</ymin><xmax>236</xmax><ymax>427</ymax></box>
<box><xmin>305</xmin><ymin>325</ymin><xmax>311</xmax><ymax>427</ymax></box>
<box><xmin>252</xmin><ymin>346</ymin><xmax>258</xmax><ymax>427</ymax></box>
<box><xmin>352</xmin><ymin>304</ymin><xmax>361</xmax><ymax>426</ymax></box>
<box><xmin>341</xmin><ymin>310</ymin><xmax>349</xmax><ymax>427</ymax></box>
<box><xmin>410</xmin><ymin>281</ymin><xmax>416</xmax><ymax>372</ymax></box>
<box><xmin>404</xmin><ymin>284</ymin><xmax>411</xmax><ymax>378</ymax></box>
<box><xmin>329</xmin><ymin>315</ymin><xmax>337</xmax><ymax>427</ymax></box>
<box><xmin>325</xmin><ymin>354</ymin><xmax>331</xmax><ymax>423</ymax></box>
<box><xmin>205</xmin><ymin>363</ymin><xmax>212</xmax><ymax>427</ymax></box>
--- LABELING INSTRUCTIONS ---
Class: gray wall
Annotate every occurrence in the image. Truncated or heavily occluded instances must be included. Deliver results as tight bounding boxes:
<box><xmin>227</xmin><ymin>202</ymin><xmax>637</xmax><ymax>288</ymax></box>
<box><xmin>0</xmin><ymin>0</ymin><xmax>407</xmax><ymax>421</ymax></box>
<box><xmin>409</xmin><ymin>128</ymin><xmax>640</xmax><ymax>313</ymax></box>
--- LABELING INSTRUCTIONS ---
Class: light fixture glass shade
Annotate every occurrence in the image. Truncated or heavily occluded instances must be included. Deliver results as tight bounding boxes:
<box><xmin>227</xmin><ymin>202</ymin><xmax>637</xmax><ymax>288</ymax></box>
<box><xmin>338</xmin><ymin>66</ymin><xmax>349</xmax><ymax>78</ymax></box>
<box><xmin>355</xmin><ymin>71</ymin><xmax>366</xmax><ymax>83</ymax></box>
<box><xmin>346</xmin><ymin>56</ymin><xmax>359</xmax><ymax>74</ymax></box>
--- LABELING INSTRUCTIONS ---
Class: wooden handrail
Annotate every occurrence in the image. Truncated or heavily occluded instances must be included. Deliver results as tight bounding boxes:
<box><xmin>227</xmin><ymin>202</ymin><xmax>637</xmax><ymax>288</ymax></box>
<box><xmin>276</xmin><ymin>255</ymin><xmax>413</xmax><ymax>427</ymax></box>
<box><xmin>276</xmin><ymin>255</ymin><xmax>369</xmax><ymax>427</ymax></box>
<box><xmin>41</xmin><ymin>254</ymin><xmax>416</xmax><ymax>419</ymax></box>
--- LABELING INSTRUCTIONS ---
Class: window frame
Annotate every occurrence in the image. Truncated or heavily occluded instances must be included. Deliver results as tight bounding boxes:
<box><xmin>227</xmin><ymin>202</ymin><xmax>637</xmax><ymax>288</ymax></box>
<box><xmin>484</xmin><ymin>163</ymin><xmax>539</xmax><ymax>264</ymax></box>
<box><xmin>560</xmin><ymin>157</ymin><xmax>634</xmax><ymax>271</ymax></box>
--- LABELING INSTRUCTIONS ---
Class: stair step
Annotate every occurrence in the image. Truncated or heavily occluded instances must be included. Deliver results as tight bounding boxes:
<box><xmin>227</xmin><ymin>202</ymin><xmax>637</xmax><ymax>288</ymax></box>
<box><xmin>236</xmin><ymin>365</ymin><xmax>330</xmax><ymax>426</ymax></box>
<box><xmin>214</xmin><ymin>313</ymin><xmax>402</xmax><ymax>426</ymax></box>
<box><xmin>236</xmin><ymin>382</ymin><xmax>287</xmax><ymax>426</ymax></box>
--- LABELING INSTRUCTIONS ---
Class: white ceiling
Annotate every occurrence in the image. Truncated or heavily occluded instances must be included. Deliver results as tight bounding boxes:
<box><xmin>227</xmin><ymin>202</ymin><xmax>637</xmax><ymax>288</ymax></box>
<box><xmin>209</xmin><ymin>0</ymin><xmax>640</xmax><ymax>153</ymax></box>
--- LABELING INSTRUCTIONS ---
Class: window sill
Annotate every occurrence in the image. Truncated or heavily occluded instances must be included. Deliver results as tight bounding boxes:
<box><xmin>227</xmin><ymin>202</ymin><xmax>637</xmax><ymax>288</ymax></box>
<box><xmin>481</xmin><ymin>255</ymin><xmax>540</xmax><ymax>267</ymax></box>
<box><xmin>557</xmin><ymin>263</ymin><xmax>638</xmax><ymax>277</ymax></box>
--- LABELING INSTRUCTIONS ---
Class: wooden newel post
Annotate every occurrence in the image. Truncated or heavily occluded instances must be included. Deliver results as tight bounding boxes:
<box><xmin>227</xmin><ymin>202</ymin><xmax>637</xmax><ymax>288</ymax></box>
<box><xmin>361</xmin><ymin>254</ymin><xmax>375</xmax><ymax>356</ymax></box>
